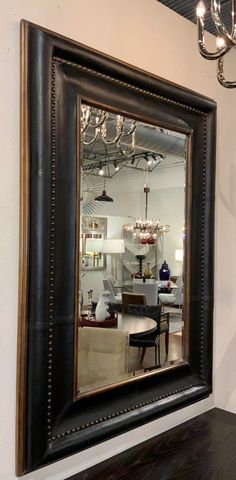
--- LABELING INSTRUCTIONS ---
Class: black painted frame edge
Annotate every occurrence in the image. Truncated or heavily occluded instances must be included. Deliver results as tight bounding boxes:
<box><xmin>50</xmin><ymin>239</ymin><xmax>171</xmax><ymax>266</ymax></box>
<box><xmin>17</xmin><ymin>20</ymin><xmax>216</xmax><ymax>475</ymax></box>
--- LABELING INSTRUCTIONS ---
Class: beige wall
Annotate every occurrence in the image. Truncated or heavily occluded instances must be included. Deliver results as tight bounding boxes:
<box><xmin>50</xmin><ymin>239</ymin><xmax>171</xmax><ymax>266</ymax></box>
<box><xmin>1</xmin><ymin>0</ymin><xmax>236</xmax><ymax>478</ymax></box>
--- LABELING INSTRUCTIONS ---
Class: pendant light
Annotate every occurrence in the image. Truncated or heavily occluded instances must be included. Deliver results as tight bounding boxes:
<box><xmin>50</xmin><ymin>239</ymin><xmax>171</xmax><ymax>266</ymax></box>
<box><xmin>94</xmin><ymin>179</ymin><xmax>114</xmax><ymax>202</ymax></box>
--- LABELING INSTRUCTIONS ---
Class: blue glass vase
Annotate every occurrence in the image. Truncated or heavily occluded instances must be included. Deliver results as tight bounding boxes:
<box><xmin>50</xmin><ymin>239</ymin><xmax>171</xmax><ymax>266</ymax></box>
<box><xmin>159</xmin><ymin>261</ymin><xmax>170</xmax><ymax>280</ymax></box>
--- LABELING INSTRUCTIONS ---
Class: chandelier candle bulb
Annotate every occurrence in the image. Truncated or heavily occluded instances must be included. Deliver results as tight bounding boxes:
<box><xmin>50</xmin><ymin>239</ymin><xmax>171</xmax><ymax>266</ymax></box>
<box><xmin>196</xmin><ymin>1</ymin><xmax>206</xmax><ymax>18</ymax></box>
<box><xmin>216</xmin><ymin>36</ymin><xmax>226</xmax><ymax>49</ymax></box>
<box><xmin>196</xmin><ymin>0</ymin><xmax>236</xmax><ymax>87</ymax></box>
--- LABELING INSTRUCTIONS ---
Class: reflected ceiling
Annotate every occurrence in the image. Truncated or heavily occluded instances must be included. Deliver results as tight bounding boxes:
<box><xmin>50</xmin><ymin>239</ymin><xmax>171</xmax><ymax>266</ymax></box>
<box><xmin>82</xmin><ymin>109</ymin><xmax>186</xmax><ymax>178</ymax></box>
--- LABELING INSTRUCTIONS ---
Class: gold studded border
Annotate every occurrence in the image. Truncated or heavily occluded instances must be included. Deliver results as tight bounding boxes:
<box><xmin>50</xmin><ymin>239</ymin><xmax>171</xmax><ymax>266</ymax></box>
<box><xmin>54</xmin><ymin>56</ymin><xmax>206</xmax><ymax>117</ymax></box>
<box><xmin>48</xmin><ymin>57</ymin><xmax>207</xmax><ymax>441</ymax></box>
<box><xmin>199</xmin><ymin>115</ymin><xmax>208</xmax><ymax>382</ymax></box>
<box><xmin>47</xmin><ymin>61</ymin><xmax>56</xmax><ymax>439</ymax></box>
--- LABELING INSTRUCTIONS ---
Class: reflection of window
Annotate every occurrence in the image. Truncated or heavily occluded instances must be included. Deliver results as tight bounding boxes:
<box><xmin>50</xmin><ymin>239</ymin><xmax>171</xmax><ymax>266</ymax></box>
<box><xmin>81</xmin><ymin>217</ymin><xmax>107</xmax><ymax>270</ymax></box>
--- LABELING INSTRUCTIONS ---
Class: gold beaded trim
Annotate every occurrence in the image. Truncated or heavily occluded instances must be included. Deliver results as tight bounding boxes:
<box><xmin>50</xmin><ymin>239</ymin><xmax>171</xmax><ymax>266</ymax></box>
<box><xmin>51</xmin><ymin>381</ymin><xmax>203</xmax><ymax>441</ymax></box>
<box><xmin>47</xmin><ymin>61</ymin><xmax>56</xmax><ymax>439</ymax></box>
<box><xmin>47</xmin><ymin>56</ymin><xmax>208</xmax><ymax>440</ymax></box>
<box><xmin>200</xmin><ymin>115</ymin><xmax>208</xmax><ymax>381</ymax></box>
<box><xmin>53</xmin><ymin>56</ymin><xmax>205</xmax><ymax>117</ymax></box>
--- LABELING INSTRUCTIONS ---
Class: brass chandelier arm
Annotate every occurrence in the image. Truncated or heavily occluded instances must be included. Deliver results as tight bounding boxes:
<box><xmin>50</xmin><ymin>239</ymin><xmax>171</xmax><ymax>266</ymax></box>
<box><xmin>89</xmin><ymin>110</ymin><xmax>107</xmax><ymax>128</ymax></box>
<box><xmin>82</xmin><ymin>130</ymin><xmax>99</xmax><ymax>145</ymax></box>
<box><xmin>211</xmin><ymin>0</ymin><xmax>236</xmax><ymax>46</ymax></box>
<box><xmin>122</xmin><ymin>120</ymin><xmax>136</xmax><ymax>136</ymax></box>
<box><xmin>81</xmin><ymin>112</ymin><xmax>91</xmax><ymax>133</ymax></box>
<box><xmin>197</xmin><ymin>14</ymin><xmax>230</xmax><ymax>59</ymax></box>
<box><xmin>196</xmin><ymin>0</ymin><xmax>236</xmax><ymax>88</ymax></box>
<box><xmin>101</xmin><ymin>116</ymin><xmax>124</xmax><ymax>145</ymax></box>
<box><xmin>118</xmin><ymin>130</ymin><xmax>136</xmax><ymax>158</ymax></box>
<box><xmin>217</xmin><ymin>57</ymin><xmax>236</xmax><ymax>88</ymax></box>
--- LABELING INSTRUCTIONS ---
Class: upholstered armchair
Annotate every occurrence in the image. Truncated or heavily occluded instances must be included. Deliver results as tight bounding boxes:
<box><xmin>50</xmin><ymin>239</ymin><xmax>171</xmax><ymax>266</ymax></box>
<box><xmin>77</xmin><ymin>327</ymin><xmax>130</xmax><ymax>392</ymax></box>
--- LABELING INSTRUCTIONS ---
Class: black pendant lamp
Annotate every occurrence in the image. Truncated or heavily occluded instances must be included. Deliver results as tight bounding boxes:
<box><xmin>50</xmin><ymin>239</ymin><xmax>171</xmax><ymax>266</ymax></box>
<box><xmin>94</xmin><ymin>178</ymin><xmax>114</xmax><ymax>202</ymax></box>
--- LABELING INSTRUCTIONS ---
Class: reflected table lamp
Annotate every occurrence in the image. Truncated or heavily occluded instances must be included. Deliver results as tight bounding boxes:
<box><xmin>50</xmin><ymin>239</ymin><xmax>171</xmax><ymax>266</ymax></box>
<box><xmin>102</xmin><ymin>239</ymin><xmax>125</xmax><ymax>284</ymax></box>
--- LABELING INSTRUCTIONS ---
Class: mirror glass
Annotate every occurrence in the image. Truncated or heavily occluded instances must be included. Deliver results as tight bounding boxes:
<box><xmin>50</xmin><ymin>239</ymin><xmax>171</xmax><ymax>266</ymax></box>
<box><xmin>77</xmin><ymin>101</ymin><xmax>187</xmax><ymax>395</ymax></box>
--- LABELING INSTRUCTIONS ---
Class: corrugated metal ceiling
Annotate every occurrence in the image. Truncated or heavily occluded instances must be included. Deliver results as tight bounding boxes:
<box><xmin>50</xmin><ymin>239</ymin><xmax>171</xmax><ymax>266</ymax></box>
<box><xmin>158</xmin><ymin>0</ymin><xmax>232</xmax><ymax>36</ymax></box>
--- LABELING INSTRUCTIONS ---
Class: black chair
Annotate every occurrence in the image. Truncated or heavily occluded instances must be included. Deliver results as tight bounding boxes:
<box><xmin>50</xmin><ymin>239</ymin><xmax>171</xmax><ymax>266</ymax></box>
<box><xmin>122</xmin><ymin>292</ymin><xmax>146</xmax><ymax>313</ymax></box>
<box><xmin>128</xmin><ymin>304</ymin><xmax>169</xmax><ymax>367</ymax></box>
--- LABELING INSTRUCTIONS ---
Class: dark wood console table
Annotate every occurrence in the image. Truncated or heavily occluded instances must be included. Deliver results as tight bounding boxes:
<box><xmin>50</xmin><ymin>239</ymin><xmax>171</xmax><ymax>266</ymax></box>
<box><xmin>68</xmin><ymin>408</ymin><xmax>236</xmax><ymax>479</ymax></box>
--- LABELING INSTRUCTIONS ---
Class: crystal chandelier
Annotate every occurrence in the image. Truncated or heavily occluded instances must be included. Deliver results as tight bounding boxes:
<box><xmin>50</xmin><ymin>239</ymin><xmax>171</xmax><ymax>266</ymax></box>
<box><xmin>196</xmin><ymin>1</ymin><xmax>236</xmax><ymax>88</ymax></box>
<box><xmin>81</xmin><ymin>104</ymin><xmax>136</xmax><ymax>156</ymax></box>
<box><xmin>123</xmin><ymin>184</ymin><xmax>170</xmax><ymax>244</ymax></box>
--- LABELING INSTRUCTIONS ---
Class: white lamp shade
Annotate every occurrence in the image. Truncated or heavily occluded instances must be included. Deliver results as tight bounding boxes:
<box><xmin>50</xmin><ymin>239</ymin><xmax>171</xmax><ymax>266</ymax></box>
<box><xmin>102</xmin><ymin>239</ymin><xmax>125</xmax><ymax>253</ymax></box>
<box><xmin>86</xmin><ymin>238</ymin><xmax>103</xmax><ymax>253</ymax></box>
<box><xmin>175</xmin><ymin>249</ymin><xmax>183</xmax><ymax>262</ymax></box>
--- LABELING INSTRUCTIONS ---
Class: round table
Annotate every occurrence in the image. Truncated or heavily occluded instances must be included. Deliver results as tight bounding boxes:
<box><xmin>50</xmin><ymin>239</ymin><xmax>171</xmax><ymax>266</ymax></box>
<box><xmin>117</xmin><ymin>313</ymin><xmax>156</xmax><ymax>336</ymax></box>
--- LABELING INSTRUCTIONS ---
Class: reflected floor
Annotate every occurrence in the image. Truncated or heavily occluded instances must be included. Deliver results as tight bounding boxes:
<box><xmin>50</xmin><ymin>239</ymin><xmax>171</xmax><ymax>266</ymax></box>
<box><xmin>77</xmin><ymin>310</ymin><xmax>183</xmax><ymax>394</ymax></box>
<box><xmin>128</xmin><ymin>330</ymin><xmax>182</xmax><ymax>374</ymax></box>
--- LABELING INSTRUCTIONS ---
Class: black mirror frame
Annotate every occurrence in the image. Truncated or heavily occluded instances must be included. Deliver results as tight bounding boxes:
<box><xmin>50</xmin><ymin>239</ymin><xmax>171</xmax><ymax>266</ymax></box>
<box><xmin>17</xmin><ymin>20</ymin><xmax>216</xmax><ymax>475</ymax></box>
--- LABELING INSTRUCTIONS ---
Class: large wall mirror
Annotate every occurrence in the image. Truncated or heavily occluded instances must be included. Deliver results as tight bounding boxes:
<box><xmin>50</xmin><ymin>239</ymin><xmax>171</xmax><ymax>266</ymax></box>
<box><xmin>17</xmin><ymin>20</ymin><xmax>216</xmax><ymax>475</ymax></box>
<box><xmin>78</xmin><ymin>102</ymin><xmax>187</xmax><ymax>395</ymax></box>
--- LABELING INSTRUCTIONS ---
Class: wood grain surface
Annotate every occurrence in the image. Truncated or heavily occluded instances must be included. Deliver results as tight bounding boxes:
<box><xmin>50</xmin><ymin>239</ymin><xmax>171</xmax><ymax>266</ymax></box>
<box><xmin>69</xmin><ymin>408</ymin><xmax>236</xmax><ymax>479</ymax></box>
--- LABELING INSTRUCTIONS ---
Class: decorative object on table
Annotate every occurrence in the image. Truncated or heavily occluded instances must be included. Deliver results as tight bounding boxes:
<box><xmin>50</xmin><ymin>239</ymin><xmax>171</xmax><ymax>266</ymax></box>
<box><xmin>92</xmin><ymin>301</ymin><xmax>122</xmax><ymax>314</ymax></box>
<box><xmin>123</xmin><ymin>184</ymin><xmax>170</xmax><ymax>244</ymax></box>
<box><xmin>135</xmin><ymin>255</ymin><xmax>145</xmax><ymax>277</ymax></box>
<box><xmin>79</xmin><ymin>311</ymin><xmax>118</xmax><ymax>328</ymax></box>
<box><xmin>159</xmin><ymin>260</ymin><xmax>170</xmax><ymax>281</ymax></box>
<box><xmin>95</xmin><ymin>290</ymin><xmax>111</xmax><ymax>321</ymax></box>
<box><xmin>144</xmin><ymin>262</ymin><xmax>152</xmax><ymax>279</ymax></box>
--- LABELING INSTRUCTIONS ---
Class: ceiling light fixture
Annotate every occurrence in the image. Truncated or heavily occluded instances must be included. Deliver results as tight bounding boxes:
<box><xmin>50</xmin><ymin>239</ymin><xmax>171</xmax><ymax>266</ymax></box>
<box><xmin>81</xmin><ymin>104</ymin><xmax>137</xmax><ymax>156</ymax></box>
<box><xmin>94</xmin><ymin>179</ymin><xmax>114</xmax><ymax>202</ymax></box>
<box><xmin>123</xmin><ymin>184</ymin><xmax>170</xmax><ymax>244</ymax></box>
<box><xmin>98</xmin><ymin>163</ymin><xmax>104</xmax><ymax>175</ymax></box>
<box><xmin>114</xmin><ymin>161</ymin><xmax>120</xmax><ymax>171</ymax></box>
<box><xmin>196</xmin><ymin>0</ymin><xmax>236</xmax><ymax>88</ymax></box>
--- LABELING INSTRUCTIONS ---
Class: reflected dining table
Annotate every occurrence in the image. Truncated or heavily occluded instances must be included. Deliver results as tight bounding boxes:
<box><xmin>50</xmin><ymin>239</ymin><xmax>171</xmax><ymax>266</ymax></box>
<box><xmin>117</xmin><ymin>313</ymin><xmax>157</xmax><ymax>337</ymax></box>
<box><xmin>80</xmin><ymin>311</ymin><xmax>157</xmax><ymax>337</ymax></box>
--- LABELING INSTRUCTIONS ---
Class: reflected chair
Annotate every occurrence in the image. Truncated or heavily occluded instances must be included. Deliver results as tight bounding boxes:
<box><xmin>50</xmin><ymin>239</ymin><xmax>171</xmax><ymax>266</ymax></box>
<box><xmin>158</xmin><ymin>276</ymin><xmax>183</xmax><ymax>312</ymax></box>
<box><xmin>106</xmin><ymin>276</ymin><xmax>123</xmax><ymax>295</ymax></box>
<box><xmin>103</xmin><ymin>278</ymin><xmax>122</xmax><ymax>303</ymax></box>
<box><xmin>77</xmin><ymin>327</ymin><xmax>129</xmax><ymax>392</ymax></box>
<box><xmin>128</xmin><ymin>304</ymin><xmax>169</xmax><ymax>366</ymax></box>
<box><xmin>122</xmin><ymin>292</ymin><xmax>146</xmax><ymax>314</ymax></box>
<box><xmin>133</xmin><ymin>281</ymin><xmax>158</xmax><ymax>305</ymax></box>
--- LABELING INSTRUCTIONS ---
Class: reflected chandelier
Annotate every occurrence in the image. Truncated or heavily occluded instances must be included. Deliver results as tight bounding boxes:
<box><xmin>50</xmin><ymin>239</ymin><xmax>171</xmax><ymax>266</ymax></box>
<box><xmin>123</xmin><ymin>184</ymin><xmax>170</xmax><ymax>244</ymax></box>
<box><xmin>81</xmin><ymin>104</ymin><xmax>136</xmax><ymax>157</ymax></box>
<box><xmin>197</xmin><ymin>1</ymin><xmax>236</xmax><ymax>88</ymax></box>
